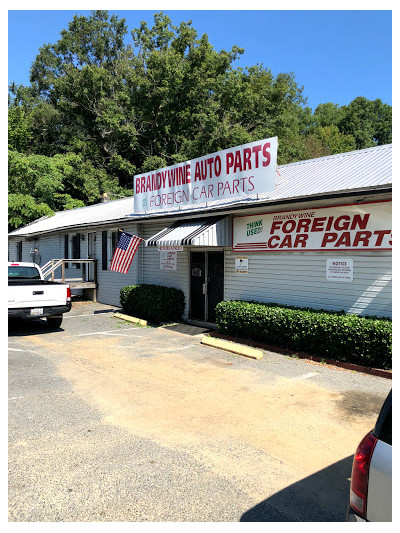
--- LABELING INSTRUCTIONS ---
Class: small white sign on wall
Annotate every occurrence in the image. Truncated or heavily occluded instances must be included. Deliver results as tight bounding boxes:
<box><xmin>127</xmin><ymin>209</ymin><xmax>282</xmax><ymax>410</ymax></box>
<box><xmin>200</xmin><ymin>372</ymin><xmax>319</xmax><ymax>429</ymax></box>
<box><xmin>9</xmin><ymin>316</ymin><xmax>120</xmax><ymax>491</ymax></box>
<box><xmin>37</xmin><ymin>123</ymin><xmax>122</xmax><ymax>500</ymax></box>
<box><xmin>158</xmin><ymin>246</ymin><xmax>183</xmax><ymax>252</ymax></box>
<box><xmin>160</xmin><ymin>250</ymin><xmax>177</xmax><ymax>271</ymax></box>
<box><xmin>235</xmin><ymin>256</ymin><xmax>249</xmax><ymax>273</ymax></box>
<box><xmin>326</xmin><ymin>258</ymin><xmax>353</xmax><ymax>282</ymax></box>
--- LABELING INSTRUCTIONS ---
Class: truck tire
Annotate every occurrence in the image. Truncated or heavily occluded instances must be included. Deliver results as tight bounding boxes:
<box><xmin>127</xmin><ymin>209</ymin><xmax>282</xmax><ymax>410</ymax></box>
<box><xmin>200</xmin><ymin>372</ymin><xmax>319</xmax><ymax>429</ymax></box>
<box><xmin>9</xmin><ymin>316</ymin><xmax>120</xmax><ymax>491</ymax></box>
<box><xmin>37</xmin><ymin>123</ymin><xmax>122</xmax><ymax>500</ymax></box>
<box><xmin>46</xmin><ymin>316</ymin><xmax>63</xmax><ymax>328</ymax></box>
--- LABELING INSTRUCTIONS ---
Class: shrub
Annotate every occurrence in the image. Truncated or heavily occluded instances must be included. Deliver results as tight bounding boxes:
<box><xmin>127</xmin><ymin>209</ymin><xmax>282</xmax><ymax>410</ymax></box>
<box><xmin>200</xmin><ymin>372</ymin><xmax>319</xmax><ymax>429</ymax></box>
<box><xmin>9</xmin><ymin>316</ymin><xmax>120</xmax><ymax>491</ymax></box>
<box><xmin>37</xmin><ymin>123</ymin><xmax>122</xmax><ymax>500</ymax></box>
<box><xmin>215</xmin><ymin>300</ymin><xmax>392</xmax><ymax>370</ymax></box>
<box><xmin>120</xmin><ymin>284</ymin><xmax>185</xmax><ymax>324</ymax></box>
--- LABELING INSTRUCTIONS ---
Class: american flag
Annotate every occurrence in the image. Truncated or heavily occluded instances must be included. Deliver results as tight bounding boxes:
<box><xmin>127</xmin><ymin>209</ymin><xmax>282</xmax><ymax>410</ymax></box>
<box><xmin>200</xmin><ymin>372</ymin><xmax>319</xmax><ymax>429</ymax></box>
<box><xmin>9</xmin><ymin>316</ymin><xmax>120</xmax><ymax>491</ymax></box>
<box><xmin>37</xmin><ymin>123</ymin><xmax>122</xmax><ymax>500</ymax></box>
<box><xmin>110</xmin><ymin>232</ymin><xmax>142</xmax><ymax>274</ymax></box>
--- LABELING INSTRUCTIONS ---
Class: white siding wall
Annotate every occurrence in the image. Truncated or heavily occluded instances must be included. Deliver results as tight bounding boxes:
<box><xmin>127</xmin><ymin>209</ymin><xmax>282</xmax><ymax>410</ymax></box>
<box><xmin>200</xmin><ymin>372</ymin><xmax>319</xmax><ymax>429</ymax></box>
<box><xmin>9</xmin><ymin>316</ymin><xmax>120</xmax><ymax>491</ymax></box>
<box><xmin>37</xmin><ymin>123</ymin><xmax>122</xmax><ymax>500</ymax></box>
<box><xmin>224</xmin><ymin>250</ymin><xmax>392</xmax><ymax>318</ymax></box>
<box><xmin>8</xmin><ymin>240</ymin><xmax>17</xmax><ymax>262</ymax></box>
<box><xmin>8</xmin><ymin>236</ymin><xmax>60</xmax><ymax>265</ymax></box>
<box><xmin>36</xmin><ymin>235</ymin><xmax>60</xmax><ymax>266</ymax></box>
<box><xmin>96</xmin><ymin>223</ymin><xmax>140</xmax><ymax>307</ymax></box>
<box><xmin>141</xmin><ymin>222</ymin><xmax>191</xmax><ymax>317</ymax></box>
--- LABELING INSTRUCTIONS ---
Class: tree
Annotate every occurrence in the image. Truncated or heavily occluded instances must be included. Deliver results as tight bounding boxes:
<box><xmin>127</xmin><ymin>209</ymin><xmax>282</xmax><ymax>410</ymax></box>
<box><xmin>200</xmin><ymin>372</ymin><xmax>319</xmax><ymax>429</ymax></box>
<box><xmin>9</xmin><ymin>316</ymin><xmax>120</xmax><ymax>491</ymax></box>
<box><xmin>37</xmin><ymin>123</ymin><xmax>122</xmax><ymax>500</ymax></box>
<box><xmin>338</xmin><ymin>97</ymin><xmax>392</xmax><ymax>149</ymax></box>
<box><xmin>8</xmin><ymin>150</ymin><xmax>125</xmax><ymax>213</ymax></box>
<box><xmin>21</xmin><ymin>11</ymin><xmax>311</xmax><ymax>172</ymax></box>
<box><xmin>27</xmin><ymin>10</ymin><xmax>138</xmax><ymax>183</ymax></box>
<box><xmin>129</xmin><ymin>14</ymin><xmax>246</xmax><ymax>166</ymax></box>
<box><xmin>8</xmin><ymin>105</ymin><xmax>33</xmax><ymax>152</ymax></box>
<box><xmin>312</xmin><ymin>102</ymin><xmax>344</xmax><ymax>128</ymax></box>
<box><xmin>300</xmin><ymin>98</ymin><xmax>391</xmax><ymax>157</ymax></box>
<box><xmin>8</xmin><ymin>194</ymin><xmax>54</xmax><ymax>231</ymax></box>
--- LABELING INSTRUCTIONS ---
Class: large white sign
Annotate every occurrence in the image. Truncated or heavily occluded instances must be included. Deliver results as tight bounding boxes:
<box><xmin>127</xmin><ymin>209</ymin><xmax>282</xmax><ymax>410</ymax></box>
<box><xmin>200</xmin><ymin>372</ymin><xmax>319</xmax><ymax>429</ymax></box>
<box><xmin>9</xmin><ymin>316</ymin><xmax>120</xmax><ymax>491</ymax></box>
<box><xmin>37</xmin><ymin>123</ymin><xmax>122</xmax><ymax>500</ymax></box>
<box><xmin>233</xmin><ymin>201</ymin><xmax>391</xmax><ymax>252</ymax></box>
<box><xmin>134</xmin><ymin>138</ymin><xmax>278</xmax><ymax>212</ymax></box>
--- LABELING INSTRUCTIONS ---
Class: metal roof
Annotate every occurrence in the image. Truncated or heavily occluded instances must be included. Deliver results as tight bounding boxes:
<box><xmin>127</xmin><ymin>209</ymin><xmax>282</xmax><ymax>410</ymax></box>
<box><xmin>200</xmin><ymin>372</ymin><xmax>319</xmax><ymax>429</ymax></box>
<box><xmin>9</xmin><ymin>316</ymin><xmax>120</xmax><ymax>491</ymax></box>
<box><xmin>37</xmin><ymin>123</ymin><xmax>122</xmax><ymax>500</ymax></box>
<box><xmin>9</xmin><ymin>195</ymin><xmax>136</xmax><ymax>237</ymax></box>
<box><xmin>9</xmin><ymin>144</ymin><xmax>392</xmax><ymax>237</ymax></box>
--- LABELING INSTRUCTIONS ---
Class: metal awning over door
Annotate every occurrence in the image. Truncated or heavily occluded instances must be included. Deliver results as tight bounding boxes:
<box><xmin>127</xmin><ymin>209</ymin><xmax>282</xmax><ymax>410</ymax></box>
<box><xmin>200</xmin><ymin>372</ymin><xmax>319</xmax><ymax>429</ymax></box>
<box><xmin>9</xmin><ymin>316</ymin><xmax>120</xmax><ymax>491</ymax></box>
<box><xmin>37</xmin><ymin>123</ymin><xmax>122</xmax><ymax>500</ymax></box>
<box><xmin>145</xmin><ymin>216</ymin><xmax>231</xmax><ymax>247</ymax></box>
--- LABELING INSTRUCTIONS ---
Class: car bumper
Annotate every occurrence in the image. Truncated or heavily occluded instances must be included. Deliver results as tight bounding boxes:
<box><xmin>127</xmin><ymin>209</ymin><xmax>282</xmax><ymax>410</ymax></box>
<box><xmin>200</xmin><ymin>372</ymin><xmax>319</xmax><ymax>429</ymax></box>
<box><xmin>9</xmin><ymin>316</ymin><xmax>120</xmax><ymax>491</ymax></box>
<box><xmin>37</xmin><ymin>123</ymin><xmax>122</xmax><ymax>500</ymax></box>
<box><xmin>8</xmin><ymin>303</ymin><xmax>72</xmax><ymax>319</ymax></box>
<box><xmin>346</xmin><ymin>506</ymin><xmax>367</xmax><ymax>522</ymax></box>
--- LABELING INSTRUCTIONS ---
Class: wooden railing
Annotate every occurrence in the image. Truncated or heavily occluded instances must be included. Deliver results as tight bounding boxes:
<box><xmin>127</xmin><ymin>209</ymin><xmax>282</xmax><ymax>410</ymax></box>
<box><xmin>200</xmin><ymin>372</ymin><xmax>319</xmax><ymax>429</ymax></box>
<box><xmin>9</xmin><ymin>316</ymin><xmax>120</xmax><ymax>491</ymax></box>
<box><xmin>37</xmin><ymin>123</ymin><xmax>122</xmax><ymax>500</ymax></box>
<box><xmin>41</xmin><ymin>259</ymin><xmax>63</xmax><ymax>279</ymax></box>
<box><xmin>42</xmin><ymin>259</ymin><xmax>98</xmax><ymax>300</ymax></box>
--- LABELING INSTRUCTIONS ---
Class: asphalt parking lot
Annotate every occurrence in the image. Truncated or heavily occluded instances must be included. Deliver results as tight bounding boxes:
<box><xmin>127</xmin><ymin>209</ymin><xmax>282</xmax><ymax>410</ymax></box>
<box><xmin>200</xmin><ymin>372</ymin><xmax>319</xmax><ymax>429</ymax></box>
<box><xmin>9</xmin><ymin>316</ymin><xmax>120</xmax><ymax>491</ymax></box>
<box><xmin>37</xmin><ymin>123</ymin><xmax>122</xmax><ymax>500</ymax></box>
<box><xmin>8</xmin><ymin>301</ymin><xmax>392</xmax><ymax>522</ymax></box>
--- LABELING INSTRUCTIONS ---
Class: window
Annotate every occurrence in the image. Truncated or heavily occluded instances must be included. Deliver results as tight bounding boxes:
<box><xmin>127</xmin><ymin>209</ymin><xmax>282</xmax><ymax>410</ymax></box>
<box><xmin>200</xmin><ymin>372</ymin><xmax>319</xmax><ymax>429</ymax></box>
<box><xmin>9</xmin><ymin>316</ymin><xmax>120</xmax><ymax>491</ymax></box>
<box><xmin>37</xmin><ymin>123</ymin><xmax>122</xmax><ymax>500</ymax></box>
<box><xmin>16</xmin><ymin>241</ymin><xmax>23</xmax><ymax>262</ymax></box>
<box><xmin>64</xmin><ymin>234</ymin><xmax>69</xmax><ymax>267</ymax></box>
<box><xmin>111</xmin><ymin>231</ymin><xmax>119</xmax><ymax>259</ymax></box>
<box><xmin>102</xmin><ymin>231</ymin><xmax>108</xmax><ymax>270</ymax></box>
<box><xmin>8</xmin><ymin>265</ymin><xmax>41</xmax><ymax>280</ymax></box>
<box><xmin>72</xmin><ymin>233</ymin><xmax>81</xmax><ymax>269</ymax></box>
<box><xmin>101</xmin><ymin>229</ymin><xmax>122</xmax><ymax>270</ymax></box>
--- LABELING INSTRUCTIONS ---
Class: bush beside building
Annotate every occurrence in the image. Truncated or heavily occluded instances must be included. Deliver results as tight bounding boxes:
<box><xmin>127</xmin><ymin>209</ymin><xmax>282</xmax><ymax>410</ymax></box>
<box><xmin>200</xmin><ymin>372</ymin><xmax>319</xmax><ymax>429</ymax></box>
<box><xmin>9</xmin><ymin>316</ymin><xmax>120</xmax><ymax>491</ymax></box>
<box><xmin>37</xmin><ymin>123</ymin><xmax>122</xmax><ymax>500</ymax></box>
<box><xmin>215</xmin><ymin>300</ymin><xmax>392</xmax><ymax>369</ymax></box>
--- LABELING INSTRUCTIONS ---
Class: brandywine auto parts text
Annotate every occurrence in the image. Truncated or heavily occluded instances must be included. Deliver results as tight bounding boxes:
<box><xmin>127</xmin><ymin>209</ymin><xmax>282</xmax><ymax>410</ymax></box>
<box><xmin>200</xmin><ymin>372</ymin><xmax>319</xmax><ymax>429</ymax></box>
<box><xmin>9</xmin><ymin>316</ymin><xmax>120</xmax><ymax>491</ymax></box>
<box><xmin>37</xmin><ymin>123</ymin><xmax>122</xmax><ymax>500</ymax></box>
<box><xmin>134</xmin><ymin>138</ymin><xmax>277</xmax><ymax>211</ymax></box>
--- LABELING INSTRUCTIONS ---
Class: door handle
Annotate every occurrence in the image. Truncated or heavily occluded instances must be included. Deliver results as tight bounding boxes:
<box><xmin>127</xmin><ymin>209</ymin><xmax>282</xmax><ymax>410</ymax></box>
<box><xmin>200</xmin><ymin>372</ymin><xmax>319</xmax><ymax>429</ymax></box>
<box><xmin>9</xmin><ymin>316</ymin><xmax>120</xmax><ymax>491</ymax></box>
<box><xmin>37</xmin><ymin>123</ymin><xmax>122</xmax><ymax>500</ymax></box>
<box><xmin>202</xmin><ymin>283</ymin><xmax>207</xmax><ymax>295</ymax></box>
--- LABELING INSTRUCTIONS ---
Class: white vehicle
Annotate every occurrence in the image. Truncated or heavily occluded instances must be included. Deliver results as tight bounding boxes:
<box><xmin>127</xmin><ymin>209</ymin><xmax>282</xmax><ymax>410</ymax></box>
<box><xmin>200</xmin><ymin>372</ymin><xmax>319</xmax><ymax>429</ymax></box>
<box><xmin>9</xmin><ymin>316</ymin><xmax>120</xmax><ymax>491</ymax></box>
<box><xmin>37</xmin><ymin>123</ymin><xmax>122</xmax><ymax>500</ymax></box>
<box><xmin>347</xmin><ymin>389</ymin><xmax>392</xmax><ymax>522</ymax></box>
<box><xmin>8</xmin><ymin>262</ymin><xmax>72</xmax><ymax>328</ymax></box>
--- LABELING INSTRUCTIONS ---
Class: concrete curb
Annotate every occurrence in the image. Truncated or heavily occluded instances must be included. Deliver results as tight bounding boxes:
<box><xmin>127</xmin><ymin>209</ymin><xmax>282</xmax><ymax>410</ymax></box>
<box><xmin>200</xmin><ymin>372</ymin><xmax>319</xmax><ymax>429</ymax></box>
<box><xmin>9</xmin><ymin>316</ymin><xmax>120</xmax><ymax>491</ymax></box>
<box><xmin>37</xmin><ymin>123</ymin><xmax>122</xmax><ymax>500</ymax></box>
<box><xmin>113</xmin><ymin>313</ymin><xmax>147</xmax><ymax>327</ymax></box>
<box><xmin>201</xmin><ymin>336</ymin><xmax>263</xmax><ymax>360</ymax></box>
<box><xmin>209</xmin><ymin>332</ymin><xmax>392</xmax><ymax>379</ymax></box>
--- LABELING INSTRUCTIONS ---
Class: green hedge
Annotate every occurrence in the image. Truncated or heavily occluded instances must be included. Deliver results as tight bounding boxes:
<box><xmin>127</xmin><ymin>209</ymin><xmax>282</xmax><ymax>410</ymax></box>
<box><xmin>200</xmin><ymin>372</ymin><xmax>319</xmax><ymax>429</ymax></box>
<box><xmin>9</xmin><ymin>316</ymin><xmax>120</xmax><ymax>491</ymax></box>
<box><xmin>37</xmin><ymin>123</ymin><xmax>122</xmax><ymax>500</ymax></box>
<box><xmin>120</xmin><ymin>284</ymin><xmax>185</xmax><ymax>324</ymax></box>
<box><xmin>215</xmin><ymin>300</ymin><xmax>392</xmax><ymax>370</ymax></box>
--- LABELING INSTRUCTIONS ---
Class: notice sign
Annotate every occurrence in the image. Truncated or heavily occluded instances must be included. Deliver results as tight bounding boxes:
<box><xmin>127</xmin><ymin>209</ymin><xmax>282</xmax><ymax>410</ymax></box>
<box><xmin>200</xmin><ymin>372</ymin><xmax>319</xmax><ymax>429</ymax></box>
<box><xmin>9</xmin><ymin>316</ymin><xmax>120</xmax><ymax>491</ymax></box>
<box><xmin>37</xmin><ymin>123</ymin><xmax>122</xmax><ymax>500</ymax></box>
<box><xmin>233</xmin><ymin>201</ymin><xmax>391</xmax><ymax>252</ymax></box>
<box><xmin>235</xmin><ymin>257</ymin><xmax>249</xmax><ymax>273</ymax></box>
<box><xmin>326</xmin><ymin>258</ymin><xmax>353</xmax><ymax>282</ymax></box>
<box><xmin>160</xmin><ymin>250</ymin><xmax>177</xmax><ymax>271</ymax></box>
<box><xmin>134</xmin><ymin>137</ymin><xmax>278</xmax><ymax>212</ymax></box>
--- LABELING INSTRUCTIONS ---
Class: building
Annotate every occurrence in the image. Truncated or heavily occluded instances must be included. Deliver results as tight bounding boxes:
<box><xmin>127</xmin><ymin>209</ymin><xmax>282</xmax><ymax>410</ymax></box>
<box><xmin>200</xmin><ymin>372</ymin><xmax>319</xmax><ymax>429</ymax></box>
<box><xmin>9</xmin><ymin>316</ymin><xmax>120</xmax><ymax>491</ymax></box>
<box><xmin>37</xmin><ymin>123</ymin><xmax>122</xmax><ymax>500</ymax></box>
<box><xmin>8</xmin><ymin>143</ymin><xmax>392</xmax><ymax>322</ymax></box>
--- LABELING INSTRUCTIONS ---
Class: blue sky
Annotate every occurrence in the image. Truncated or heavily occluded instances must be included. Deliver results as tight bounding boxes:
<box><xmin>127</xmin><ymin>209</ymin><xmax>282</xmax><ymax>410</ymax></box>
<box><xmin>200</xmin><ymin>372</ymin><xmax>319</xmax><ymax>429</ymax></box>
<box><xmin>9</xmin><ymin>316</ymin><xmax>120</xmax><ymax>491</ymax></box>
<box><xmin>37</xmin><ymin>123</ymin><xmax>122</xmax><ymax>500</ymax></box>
<box><xmin>8</xmin><ymin>9</ymin><xmax>392</xmax><ymax>111</ymax></box>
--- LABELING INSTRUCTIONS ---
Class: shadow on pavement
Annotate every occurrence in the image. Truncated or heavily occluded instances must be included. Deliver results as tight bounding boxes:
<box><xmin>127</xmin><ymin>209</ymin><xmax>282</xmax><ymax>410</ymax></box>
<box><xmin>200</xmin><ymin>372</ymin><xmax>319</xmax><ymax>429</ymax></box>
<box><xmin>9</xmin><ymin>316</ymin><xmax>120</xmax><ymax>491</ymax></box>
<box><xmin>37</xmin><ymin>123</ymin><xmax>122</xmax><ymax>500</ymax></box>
<box><xmin>240</xmin><ymin>455</ymin><xmax>353</xmax><ymax>522</ymax></box>
<box><xmin>8</xmin><ymin>319</ymin><xmax>63</xmax><ymax>337</ymax></box>
<box><xmin>160</xmin><ymin>322</ymin><xmax>213</xmax><ymax>336</ymax></box>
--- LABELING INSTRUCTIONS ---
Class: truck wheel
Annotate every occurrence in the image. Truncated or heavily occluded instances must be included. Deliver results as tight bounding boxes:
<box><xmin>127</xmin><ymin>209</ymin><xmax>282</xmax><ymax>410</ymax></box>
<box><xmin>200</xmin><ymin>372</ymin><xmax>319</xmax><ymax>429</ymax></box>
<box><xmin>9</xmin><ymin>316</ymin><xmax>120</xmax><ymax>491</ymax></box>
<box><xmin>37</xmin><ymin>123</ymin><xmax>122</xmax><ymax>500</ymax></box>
<box><xmin>46</xmin><ymin>316</ymin><xmax>63</xmax><ymax>328</ymax></box>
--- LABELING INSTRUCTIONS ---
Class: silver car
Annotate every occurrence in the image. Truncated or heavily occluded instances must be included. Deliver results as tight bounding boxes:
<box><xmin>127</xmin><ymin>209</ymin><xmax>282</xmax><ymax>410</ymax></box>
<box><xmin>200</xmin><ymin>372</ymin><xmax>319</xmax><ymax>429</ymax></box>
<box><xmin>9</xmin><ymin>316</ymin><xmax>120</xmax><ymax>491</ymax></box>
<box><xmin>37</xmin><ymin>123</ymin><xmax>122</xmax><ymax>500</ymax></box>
<box><xmin>347</xmin><ymin>389</ymin><xmax>392</xmax><ymax>522</ymax></box>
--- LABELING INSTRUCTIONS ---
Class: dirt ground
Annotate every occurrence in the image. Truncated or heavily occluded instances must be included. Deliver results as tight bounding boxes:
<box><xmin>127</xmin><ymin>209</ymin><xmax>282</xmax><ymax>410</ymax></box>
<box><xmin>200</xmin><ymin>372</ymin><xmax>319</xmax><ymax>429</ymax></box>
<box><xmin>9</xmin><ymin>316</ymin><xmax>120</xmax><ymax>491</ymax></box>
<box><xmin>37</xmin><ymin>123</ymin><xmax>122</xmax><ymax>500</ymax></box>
<box><xmin>27</xmin><ymin>326</ymin><xmax>385</xmax><ymax>502</ymax></box>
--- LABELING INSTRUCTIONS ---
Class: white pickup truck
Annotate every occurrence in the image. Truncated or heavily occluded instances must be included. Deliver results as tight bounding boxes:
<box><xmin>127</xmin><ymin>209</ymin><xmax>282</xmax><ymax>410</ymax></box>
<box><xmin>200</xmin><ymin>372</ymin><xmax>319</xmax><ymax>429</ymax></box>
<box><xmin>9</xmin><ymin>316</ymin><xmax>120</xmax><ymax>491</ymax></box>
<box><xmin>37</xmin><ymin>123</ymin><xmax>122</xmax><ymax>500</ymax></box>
<box><xmin>8</xmin><ymin>262</ymin><xmax>72</xmax><ymax>328</ymax></box>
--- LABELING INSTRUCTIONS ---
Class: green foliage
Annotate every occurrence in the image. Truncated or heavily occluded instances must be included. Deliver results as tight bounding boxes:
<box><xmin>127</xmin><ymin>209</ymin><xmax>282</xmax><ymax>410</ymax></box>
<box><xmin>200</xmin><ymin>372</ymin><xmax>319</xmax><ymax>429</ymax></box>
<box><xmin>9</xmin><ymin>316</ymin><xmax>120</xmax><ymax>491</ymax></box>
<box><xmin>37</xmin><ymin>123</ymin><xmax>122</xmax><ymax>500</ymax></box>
<box><xmin>120</xmin><ymin>284</ymin><xmax>185</xmax><ymax>324</ymax></box>
<box><xmin>8</xmin><ymin>193</ymin><xmax>54</xmax><ymax>231</ymax></box>
<box><xmin>338</xmin><ymin>97</ymin><xmax>392</xmax><ymax>148</ymax></box>
<box><xmin>53</xmin><ymin>194</ymin><xmax>85</xmax><ymax>210</ymax></box>
<box><xmin>308</xmin><ymin>125</ymin><xmax>356</xmax><ymax>155</ymax></box>
<box><xmin>299</xmin><ymin>98</ymin><xmax>391</xmax><ymax>159</ymax></box>
<box><xmin>215</xmin><ymin>300</ymin><xmax>392</xmax><ymax>370</ymax></box>
<box><xmin>8</xmin><ymin>106</ymin><xmax>33</xmax><ymax>152</ymax></box>
<box><xmin>8</xmin><ymin>150</ymin><xmax>124</xmax><ymax>212</ymax></box>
